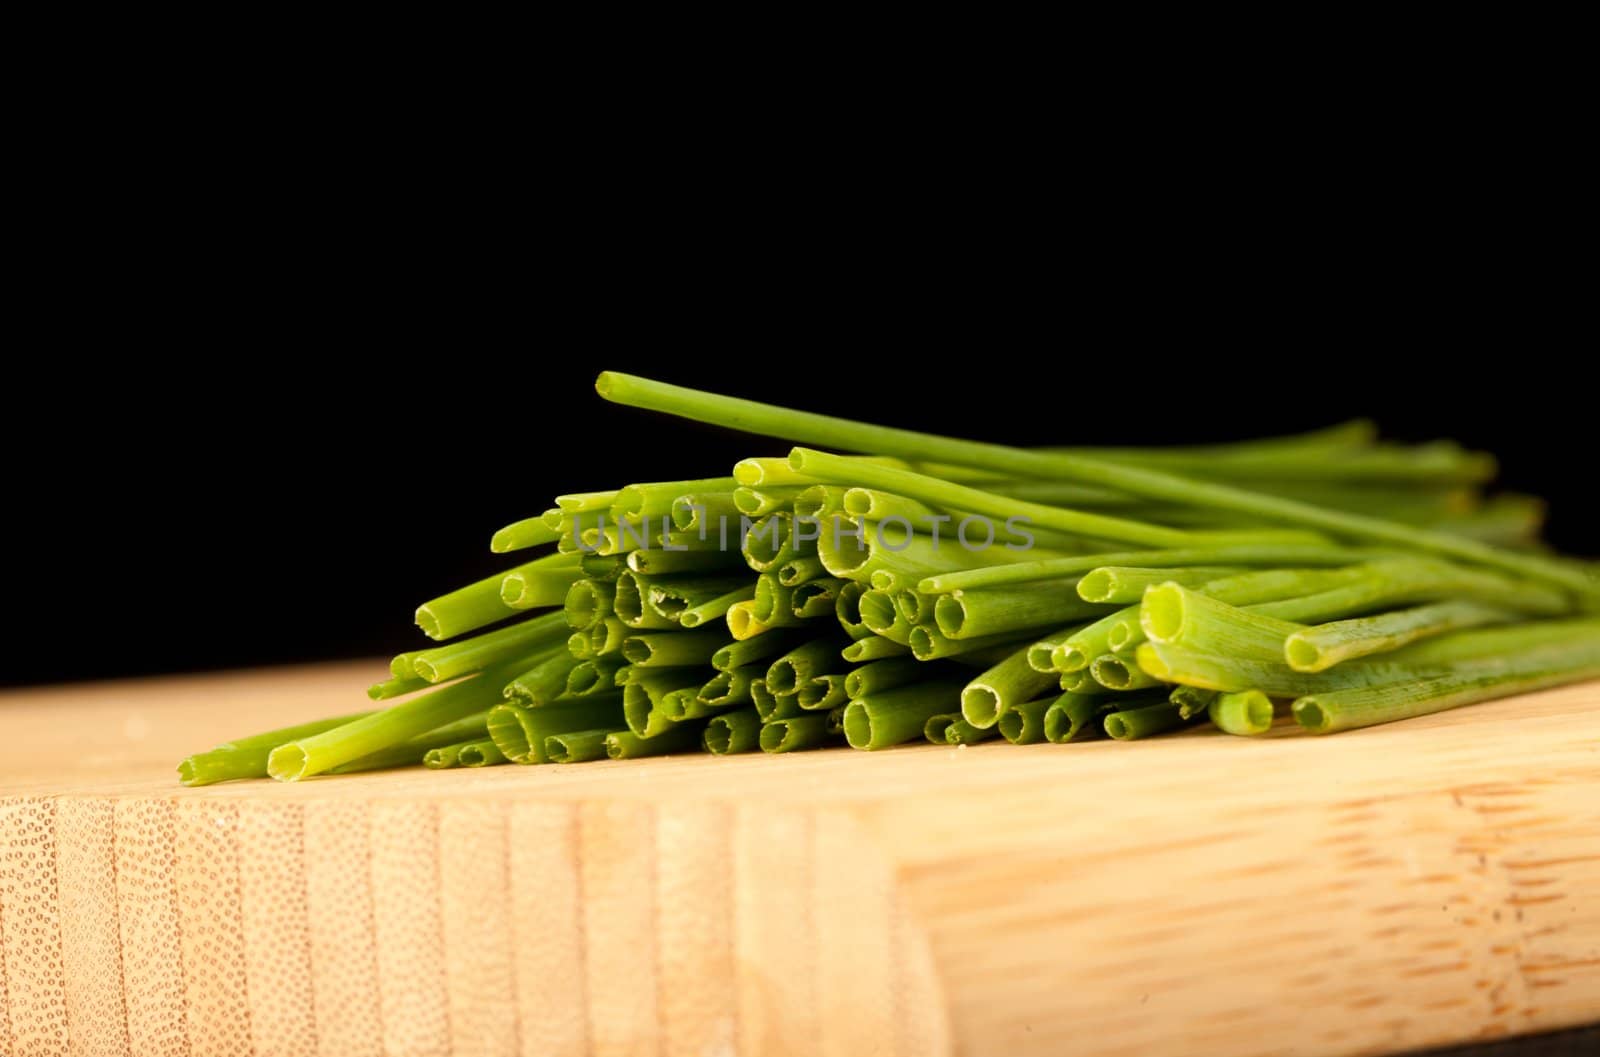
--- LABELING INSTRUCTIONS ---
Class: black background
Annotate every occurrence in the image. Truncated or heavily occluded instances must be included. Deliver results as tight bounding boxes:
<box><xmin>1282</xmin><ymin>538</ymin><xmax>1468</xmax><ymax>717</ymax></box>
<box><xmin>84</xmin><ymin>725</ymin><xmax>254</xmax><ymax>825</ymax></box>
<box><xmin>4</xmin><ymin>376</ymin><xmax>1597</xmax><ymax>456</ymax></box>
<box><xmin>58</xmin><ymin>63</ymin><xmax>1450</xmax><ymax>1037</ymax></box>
<box><xmin>4</xmin><ymin>160</ymin><xmax>1595</xmax><ymax>688</ymax></box>
<box><xmin>6</xmin><ymin>239</ymin><xmax>1593</xmax><ymax>684</ymax></box>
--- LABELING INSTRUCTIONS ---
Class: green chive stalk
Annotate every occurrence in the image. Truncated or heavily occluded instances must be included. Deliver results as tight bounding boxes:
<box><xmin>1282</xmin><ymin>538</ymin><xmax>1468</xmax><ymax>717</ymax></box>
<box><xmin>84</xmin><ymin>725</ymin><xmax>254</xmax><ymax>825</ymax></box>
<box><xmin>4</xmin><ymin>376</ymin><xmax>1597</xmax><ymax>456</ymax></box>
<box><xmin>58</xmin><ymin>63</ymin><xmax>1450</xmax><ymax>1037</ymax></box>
<box><xmin>844</xmin><ymin>657</ymin><xmax>926</xmax><ymax>699</ymax></box>
<box><xmin>766</xmin><ymin>637</ymin><xmax>848</xmax><ymax>696</ymax></box>
<box><xmin>1284</xmin><ymin>600</ymin><xmax>1516</xmax><ymax>672</ymax></box>
<box><xmin>997</xmin><ymin>697</ymin><xmax>1053</xmax><ymax>744</ymax></box>
<box><xmin>919</xmin><ymin>544</ymin><xmax>1389</xmax><ymax>594</ymax></box>
<box><xmin>484</xmin><ymin>694</ymin><xmax>626</xmax><ymax>765</ymax></box>
<box><xmin>368</xmin><ymin>674</ymin><xmax>432</xmax><ymax>700</ymax></box>
<box><xmin>759</xmin><ymin>714</ymin><xmax>835</xmax><ymax>753</ymax></box>
<box><xmin>613</xmin><ymin>477</ymin><xmax>739</xmax><ymax>520</ymax></box>
<box><xmin>678</xmin><ymin>584</ymin><xmax>756</xmax><ymax>628</ymax></box>
<box><xmin>544</xmin><ymin>729</ymin><xmax>616</xmax><ymax>763</ymax></box>
<box><xmin>178</xmin><ymin>710</ymin><xmax>376</xmax><ymax>786</ymax></box>
<box><xmin>945</xmin><ymin>718</ymin><xmax>1000</xmax><ymax>745</ymax></box>
<box><xmin>1170</xmin><ymin>686</ymin><xmax>1220</xmax><ymax>720</ymax></box>
<box><xmin>670</xmin><ymin>493</ymin><xmax>742</xmax><ymax>535</ymax></box>
<box><xmin>1075</xmin><ymin>566</ymin><xmax>1241</xmax><ymax>605</ymax></box>
<box><xmin>842</xmin><ymin>678</ymin><xmax>969</xmax><ymax>750</ymax></box>
<box><xmin>924</xmin><ymin>713</ymin><xmax>960</xmax><ymax>743</ymax></box>
<box><xmin>491</xmin><ymin>515</ymin><xmax>563</xmax><ymax>553</ymax></box>
<box><xmin>734</xmin><ymin>486</ymin><xmax>807</xmax><ymax>517</ymax></box>
<box><xmin>1089</xmin><ymin>652</ymin><xmax>1165</xmax><ymax>691</ymax></box>
<box><xmin>933</xmin><ymin>583</ymin><xmax>1106</xmax><ymax>639</ymax></box>
<box><xmin>1043</xmin><ymin>693</ymin><xmax>1105</xmax><ymax>743</ymax></box>
<box><xmin>410</xmin><ymin>612</ymin><xmax>571</xmax><ymax>683</ymax></box>
<box><xmin>327</xmin><ymin>712</ymin><xmax>494</xmax><ymax>775</ymax></box>
<box><xmin>712</xmin><ymin>629</ymin><xmax>808</xmax><ymax>672</ymax></box>
<box><xmin>620</xmin><ymin>628</ymin><xmax>732</xmax><ymax>668</ymax></box>
<box><xmin>423</xmin><ymin>741</ymin><xmax>471</xmax><ymax>769</ymax></box>
<box><xmin>910</xmin><ymin>626</ymin><xmax>1037</xmax><ymax>662</ymax></box>
<box><xmin>799</xmin><ymin>673</ymin><xmax>850</xmax><ymax>711</ymax></box>
<box><xmin>593</xmin><ymin>373</ymin><xmax>1593</xmax><ymax>600</ymax></box>
<box><xmin>1104</xmin><ymin>699</ymin><xmax>1188</xmax><ymax>740</ymax></box>
<box><xmin>606</xmin><ymin>723</ymin><xmax>706</xmax><ymax>759</ymax></box>
<box><xmin>842</xmin><ymin>637</ymin><xmax>911</xmax><ymax>662</ymax></box>
<box><xmin>623</xmin><ymin>671</ymin><xmax>703</xmax><ymax>737</ymax></box>
<box><xmin>500</xmin><ymin>562</ymin><xmax>588</xmax><ymax>610</ymax></box>
<box><xmin>1209</xmin><ymin>691</ymin><xmax>1275</xmax><ymax>735</ymax></box>
<box><xmin>960</xmin><ymin>643</ymin><xmax>1064</xmax><ymax>728</ymax></box>
<box><xmin>704</xmin><ymin>709</ymin><xmax>762</xmax><ymax>754</ymax></box>
<box><xmin>417</xmin><ymin>552</ymin><xmax>579</xmax><ymax>639</ymax></box>
<box><xmin>504</xmin><ymin>649</ymin><xmax>584</xmax><ymax>706</ymax></box>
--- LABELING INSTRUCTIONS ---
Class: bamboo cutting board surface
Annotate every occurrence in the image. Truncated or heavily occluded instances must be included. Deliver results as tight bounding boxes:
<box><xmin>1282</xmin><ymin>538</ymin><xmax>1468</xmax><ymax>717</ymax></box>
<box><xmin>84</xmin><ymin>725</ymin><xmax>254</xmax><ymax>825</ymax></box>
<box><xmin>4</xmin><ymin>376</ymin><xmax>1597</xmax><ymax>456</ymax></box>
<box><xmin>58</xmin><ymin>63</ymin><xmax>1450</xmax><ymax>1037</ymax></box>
<box><xmin>1</xmin><ymin>660</ymin><xmax>1598</xmax><ymax>1057</ymax></box>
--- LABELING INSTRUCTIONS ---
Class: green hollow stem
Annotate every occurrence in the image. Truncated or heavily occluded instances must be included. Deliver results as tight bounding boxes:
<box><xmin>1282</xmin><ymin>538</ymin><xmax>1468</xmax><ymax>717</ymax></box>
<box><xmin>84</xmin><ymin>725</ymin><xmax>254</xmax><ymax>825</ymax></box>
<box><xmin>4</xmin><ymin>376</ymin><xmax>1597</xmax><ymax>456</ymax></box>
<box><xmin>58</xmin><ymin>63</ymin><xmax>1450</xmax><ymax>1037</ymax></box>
<box><xmin>544</xmin><ymin>728</ymin><xmax>618</xmax><ymax>763</ymax></box>
<box><xmin>620</xmin><ymin>628</ymin><xmax>733</xmax><ymax>668</ymax></box>
<box><xmin>859</xmin><ymin>589</ymin><xmax>917</xmax><ymax>646</ymax></box>
<box><xmin>835</xmin><ymin>581</ymin><xmax>872</xmax><ymax>639</ymax></box>
<box><xmin>696</xmin><ymin>664</ymin><xmax>762</xmax><ymax>709</ymax></box>
<box><xmin>1043</xmin><ymin>693</ymin><xmax>1106</xmax><ymax>743</ymax></box>
<box><xmin>712</xmin><ymin>628</ymin><xmax>809</xmax><ymax>672</ymax></box>
<box><xmin>816</xmin><ymin>513</ymin><xmax>1072</xmax><ymax>594</ymax></box>
<box><xmin>1099</xmin><ymin>441</ymin><xmax>1494</xmax><ymax>484</ymax></box>
<box><xmin>566</xmin><ymin>656</ymin><xmax>629</xmax><ymax>696</ymax></box>
<box><xmin>777</xmin><ymin>556</ymin><xmax>828</xmax><ymax>588</ymax></box>
<box><xmin>485</xmin><ymin>694</ymin><xmax>626</xmax><ymax>764</ymax></box>
<box><xmin>842</xmin><ymin>678</ymin><xmax>970</xmax><ymax>750</ymax></box>
<box><xmin>748</xmin><ymin>678</ymin><xmax>779</xmax><ymax>719</ymax></box>
<box><xmin>416</xmin><ymin>553</ymin><xmax>579</xmax><ymax>640</ymax></box>
<box><xmin>842</xmin><ymin>636</ymin><xmax>911</xmax><ymax>662</ymax></box>
<box><xmin>1170</xmin><ymin>686</ymin><xmax>1220</xmax><ymax>720</ymax></box>
<box><xmin>178</xmin><ymin>710</ymin><xmax>377</xmax><ymax>786</ymax></box>
<box><xmin>410</xmin><ymin>612</ymin><xmax>571</xmax><ymax>683</ymax></box>
<box><xmin>1076</xmin><ymin>566</ymin><xmax>1241</xmax><ymax>604</ymax></box>
<box><xmin>499</xmin><ymin>562</ymin><xmax>587</xmax><ymax>611</ymax></box>
<box><xmin>842</xmin><ymin>488</ymin><xmax>942</xmax><ymax>525</ymax></box>
<box><xmin>564</xmin><ymin>579</ymin><xmax>615</xmax><ymax>631</ymax></box>
<box><xmin>614</xmin><ymin>570</ymin><xmax>683</xmax><ymax>629</ymax></box>
<box><xmin>1027</xmin><ymin>626</ymin><xmax>1086</xmax><ymax>673</ymax></box>
<box><xmin>627</xmin><ymin>546</ymin><xmax>749</xmax><ymax>576</ymax></box>
<box><xmin>933</xmin><ymin>583</ymin><xmax>1106</xmax><ymax>639</ymax></box>
<box><xmin>795</xmin><ymin>485</ymin><xmax>850</xmax><ymax>520</ymax></box>
<box><xmin>593</xmin><ymin>373</ymin><xmax>1592</xmax><ymax>600</ymax></box>
<box><xmin>753</xmin><ymin>573</ymin><xmax>803</xmax><ymax>626</ymax></box>
<box><xmin>581</xmin><ymin>553</ymin><xmax>627</xmax><ymax>581</ymax></box>
<box><xmin>924</xmin><ymin>713</ymin><xmax>960</xmax><ymax>743</ymax></box>
<box><xmin>504</xmin><ymin>649</ymin><xmax>584</xmax><ymax>706</ymax></box>
<box><xmin>917</xmin><ymin>544</ymin><xmax>1390</xmax><ymax>594</ymax></box>
<box><xmin>491</xmin><ymin>516</ymin><xmax>563</xmax><ymax>553</ymax></box>
<box><xmin>1055</xmin><ymin>567</ymin><xmax>1362</xmax><ymax>674</ymax></box>
<box><xmin>267</xmin><ymin>656</ymin><xmax>543</xmax><ymax>781</ymax></box>
<box><xmin>734</xmin><ymin>486</ymin><xmax>806</xmax><ymax>517</ymax></box>
<box><xmin>1137</xmin><ymin>618</ymin><xmax>1600</xmax><ymax>697</ymax></box>
<box><xmin>910</xmin><ymin>626</ymin><xmax>1036</xmax><ymax>662</ymax></box>
<box><xmin>613</xmin><ymin>477</ymin><xmax>739</xmax><ymax>520</ymax></box>
<box><xmin>791</xmin><ymin>578</ymin><xmax>846</xmax><ymax>620</ymax></box>
<box><xmin>792</xmin><ymin>448</ymin><xmax>1210</xmax><ymax>549</ymax></box>
<box><xmin>744</xmin><ymin>513</ymin><xmax>809</xmax><ymax>573</ymax></box>
<box><xmin>327</xmin><ymin>711</ymin><xmax>493</xmax><ymax>775</ymax></box>
<box><xmin>1059</xmin><ymin>669</ymin><xmax>1117</xmax><ymax>695</ymax></box>
<box><xmin>582</xmin><ymin>520</ymin><xmax>728</xmax><ymax>558</ymax></box>
<box><xmin>726</xmin><ymin>600</ymin><xmax>773</xmax><ymax>640</ymax></box>
<box><xmin>1255</xmin><ymin>559</ymin><xmax>1569</xmax><ymax>621</ymax></box>
<box><xmin>1284</xmin><ymin>601</ymin><xmax>1517</xmax><ymax>672</ymax></box>
<box><xmin>945</xmin><ymin>717</ymin><xmax>1001</xmax><ymax>746</ymax></box>
<box><xmin>423</xmin><ymin>739</ymin><xmax>473</xmax><ymax>769</ymax></box>
<box><xmin>606</xmin><ymin>722</ymin><xmax>706</xmax><ymax>759</ymax></box>
<box><xmin>960</xmin><ymin>643</ymin><xmax>1063</xmax><ymax>729</ymax></box>
<box><xmin>895</xmin><ymin>589</ymin><xmax>937</xmax><ymax>626</ymax></box>
<box><xmin>368</xmin><ymin>674</ymin><xmax>433</xmax><ymax>700</ymax></box>
<box><xmin>704</xmin><ymin>709</ymin><xmax>762</xmax><ymax>754</ymax></box>
<box><xmin>649</xmin><ymin>575</ymin><xmax>753</xmax><ymax>625</ymax></box>
<box><xmin>997</xmin><ymin>697</ymin><xmax>1053</xmax><ymax>744</ymax></box>
<box><xmin>1104</xmin><ymin>699</ymin><xmax>1188</xmax><ymax>740</ymax></box>
<box><xmin>1209</xmin><ymin>690</ymin><xmax>1275</xmax><ymax>736</ymax></box>
<box><xmin>1090</xmin><ymin>652</ymin><xmax>1165</xmax><ymax>691</ymax></box>
<box><xmin>586</xmin><ymin>616</ymin><xmax>629</xmax><ymax>656</ymax></box>
<box><xmin>844</xmin><ymin>657</ymin><xmax>927</xmax><ymax>698</ymax></box>
<box><xmin>670</xmin><ymin>493</ymin><xmax>743</xmax><ymax>535</ymax></box>
<box><xmin>825</xmin><ymin>704</ymin><xmax>848</xmax><ymax>736</ymax></box>
<box><xmin>455</xmin><ymin>740</ymin><xmax>510</xmax><ymax>767</ymax></box>
<box><xmin>678</xmin><ymin>584</ymin><xmax>756</xmax><ymax>628</ymax></box>
<box><xmin>1292</xmin><ymin>641</ymin><xmax>1600</xmax><ymax>734</ymax></box>
<box><xmin>799</xmin><ymin>673</ymin><xmax>850</xmax><ymax>712</ymax></box>
<box><xmin>766</xmin><ymin>637</ymin><xmax>849</xmax><ymax>695</ymax></box>
<box><xmin>557</xmin><ymin>490</ymin><xmax>621</xmax><ymax>514</ymax></box>
<box><xmin>760</xmin><ymin>714</ymin><xmax>835</xmax><ymax>753</ymax></box>
<box><xmin>623</xmin><ymin>671</ymin><xmax>705</xmax><ymax>737</ymax></box>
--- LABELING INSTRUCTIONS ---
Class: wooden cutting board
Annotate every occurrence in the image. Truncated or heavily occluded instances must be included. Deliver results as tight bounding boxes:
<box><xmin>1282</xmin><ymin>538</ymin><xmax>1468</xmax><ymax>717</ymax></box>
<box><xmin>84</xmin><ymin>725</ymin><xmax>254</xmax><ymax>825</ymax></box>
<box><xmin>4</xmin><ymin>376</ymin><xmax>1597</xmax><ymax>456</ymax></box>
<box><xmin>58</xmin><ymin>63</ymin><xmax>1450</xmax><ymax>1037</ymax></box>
<box><xmin>1</xmin><ymin>660</ymin><xmax>1597</xmax><ymax>1057</ymax></box>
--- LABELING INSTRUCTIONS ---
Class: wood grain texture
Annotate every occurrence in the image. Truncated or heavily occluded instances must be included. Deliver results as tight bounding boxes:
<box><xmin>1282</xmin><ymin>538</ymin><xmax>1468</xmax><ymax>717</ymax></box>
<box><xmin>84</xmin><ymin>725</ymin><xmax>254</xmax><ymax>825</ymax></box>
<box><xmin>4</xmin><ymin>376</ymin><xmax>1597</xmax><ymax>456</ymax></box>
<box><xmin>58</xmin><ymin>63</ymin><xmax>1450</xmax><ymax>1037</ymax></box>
<box><xmin>1</xmin><ymin>659</ymin><xmax>1598</xmax><ymax>1056</ymax></box>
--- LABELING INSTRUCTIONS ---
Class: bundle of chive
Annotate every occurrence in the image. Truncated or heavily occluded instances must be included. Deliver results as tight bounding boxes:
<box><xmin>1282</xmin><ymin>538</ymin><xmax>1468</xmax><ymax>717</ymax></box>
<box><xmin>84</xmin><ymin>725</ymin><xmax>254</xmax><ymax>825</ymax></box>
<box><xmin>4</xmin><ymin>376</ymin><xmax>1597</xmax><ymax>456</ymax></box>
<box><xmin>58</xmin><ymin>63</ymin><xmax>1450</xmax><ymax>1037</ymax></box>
<box><xmin>178</xmin><ymin>373</ymin><xmax>1600</xmax><ymax>786</ymax></box>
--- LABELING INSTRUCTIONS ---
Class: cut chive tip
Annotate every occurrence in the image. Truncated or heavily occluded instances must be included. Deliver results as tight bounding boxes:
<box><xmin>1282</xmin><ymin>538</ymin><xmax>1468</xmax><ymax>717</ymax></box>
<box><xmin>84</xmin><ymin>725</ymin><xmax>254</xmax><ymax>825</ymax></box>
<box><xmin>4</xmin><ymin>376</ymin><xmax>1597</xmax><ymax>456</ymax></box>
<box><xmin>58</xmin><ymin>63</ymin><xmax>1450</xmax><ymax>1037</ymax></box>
<box><xmin>1292</xmin><ymin>697</ymin><xmax>1330</xmax><ymax>734</ymax></box>
<box><xmin>1053</xmin><ymin>645</ymin><xmax>1090</xmax><ymax>672</ymax></box>
<box><xmin>959</xmin><ymin>685</ymin><xmax>1002</xmax><ymax>729</ymax></box>
<box><xmin>415</xmin><ymin>606</ymin><xmax>444</xmax><ymax>640</ymax></box>
<box><xmin>842</xmin><ymin>702</ymin><xmax>873</xmax><ymax>749</ymax></box>
<box><xmin>266</xmin><ymin>743</ymin><xmax>310</xmax><ymax>782</ymax></box>
<box><xmin>924</xmin><ymin>713</ymin><xmax>959</xmax><ymax>743</ymax></box>
<box><xmin>1090</xmin><ymin>656</ymin><xmax>1136</xmax><ymax>689</ymax></box>
<box><xmin>1209</xmin><ymin>690</ymin><xmax>1276</xmax><ymax>736</ymax></box>
<box><xmin>1139</xmin><ymin>583</ymin><xmax>1186</xmax><ymax>641</ymax></box>
<box><xmin>932</xmin><ymin>596</ymin><xmax>964</xmax><ymax>636</ymax></box>
<box><xmin>486</xmin><ymin>705</ymin><xmax>532</xmax><ymax>763</ymax></box>
<box><xmin>1103</xmin><ymin>714</ymin><xmax>1134</xmax><ymax>740</ymax></box>
<box><xmin>1283</xmin><ymin>636</ymin><xmax>1323</xmax><ymax>672</ymax></box>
